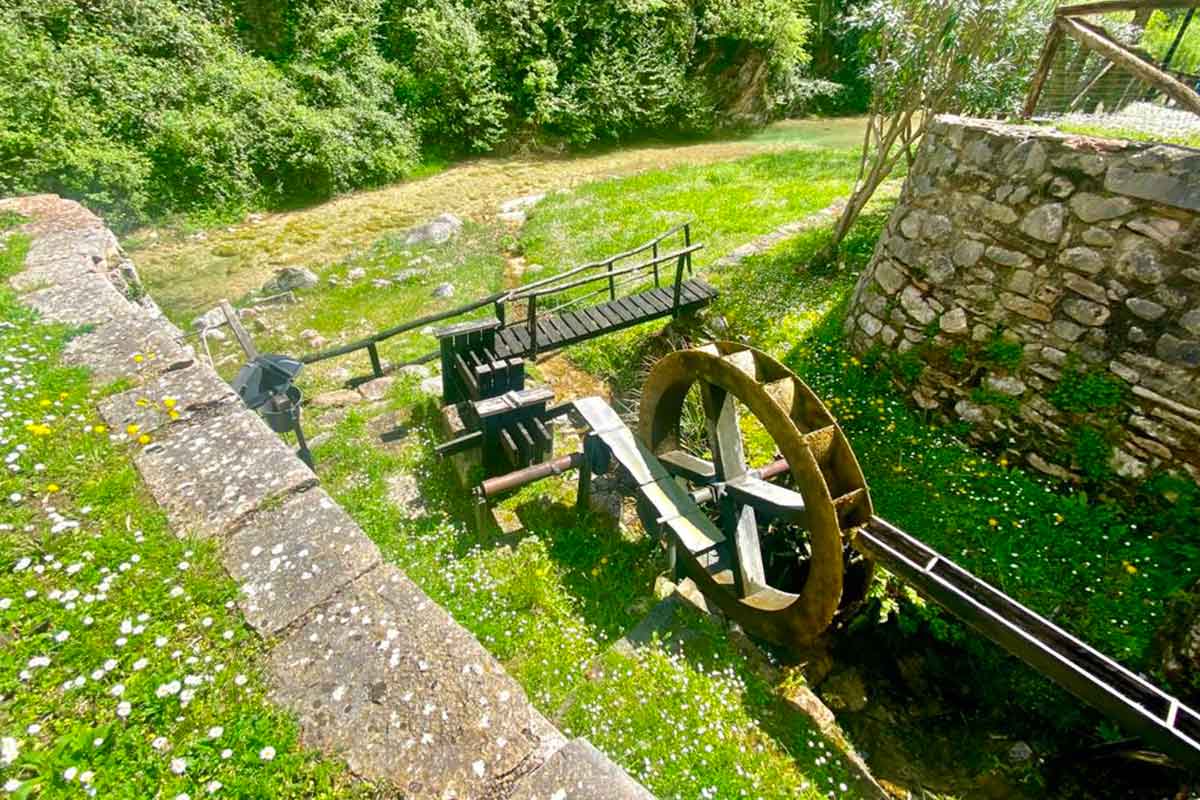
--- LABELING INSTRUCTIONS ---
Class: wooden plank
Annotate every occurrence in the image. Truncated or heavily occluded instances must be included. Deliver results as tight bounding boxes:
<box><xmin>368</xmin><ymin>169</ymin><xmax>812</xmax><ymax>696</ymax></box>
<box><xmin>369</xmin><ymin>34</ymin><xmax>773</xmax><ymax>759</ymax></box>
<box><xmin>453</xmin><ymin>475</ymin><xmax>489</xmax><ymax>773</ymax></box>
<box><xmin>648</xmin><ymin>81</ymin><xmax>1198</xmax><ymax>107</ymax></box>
<box><xmin>594</xmin><ymin>300</ymin><xmax>624</xmax><ymax>327</ymax></box>
<box><xmin>637</xmin><ymin>289</ymin><xmax>670</xmax><ymax>314</ymax></box>
<box><xmin>558</xmin><ymin>310</ymin><xmax>589</xmax><ymax>339</ymax></box>
<box><xmin>219</xmin><ymin>300</ymin><xmax>259</xmax><ymax>361</ymax></box>
<box><xmin>658</xmin><ymin>450</ymin><xmax>717</xmax><ymax>483</ymax></box>
<box><xmin>550</xmin><ymin>314</ymin><xmax>578</xmax><ymax>343</ymax></box>
<box><xmin>611</xmin><ymin>297</ymin><xmax>640</xmax><ymax>323</ymax></box>
<box><xmin>582</xmin><ymin>306</ymin><xmax>611</xmax><ymax>331</ymax></box>
<box><xmin>1024</xmin><ymin>22</ymin><xmax>1066</xmax><ymax>117</ymax></box>
<box><xmin>732</xmin><ymin>503</ymin><xmax>767</xmax><ymax>597</ymax></box>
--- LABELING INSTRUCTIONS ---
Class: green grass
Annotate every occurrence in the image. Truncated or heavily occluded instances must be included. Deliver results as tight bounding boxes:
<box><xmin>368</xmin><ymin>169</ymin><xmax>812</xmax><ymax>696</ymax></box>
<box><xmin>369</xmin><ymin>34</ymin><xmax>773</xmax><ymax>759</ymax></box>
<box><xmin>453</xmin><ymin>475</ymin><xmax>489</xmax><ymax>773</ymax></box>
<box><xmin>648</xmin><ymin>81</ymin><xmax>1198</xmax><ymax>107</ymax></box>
<box><xmin>309</xmin><ymin>385</ymin><xmax>863</xmax><ymax>799</ymax></box>
<box><xmin>521</xmin><ymin>147</ymin><xmax>862</xmax><ymax>277</ymax></box>
<box><xmin>0</xmin><ymin>236</ymin><xmax>366</xmax><ymax>799</ymax></box>
<box><xmin>209</xmin><ymin>221</ymin><xmax>512</xmax><ymax>391</ymax></box>
<box><xmin>520</xmin><ymin>174</ymin><xmax>1200</xmax><ymax>745</ymax></box>
<box><xmin>1049</xmin><ymin>120</ymin><xmax>1200</xmax><ymax>149</ymax></box>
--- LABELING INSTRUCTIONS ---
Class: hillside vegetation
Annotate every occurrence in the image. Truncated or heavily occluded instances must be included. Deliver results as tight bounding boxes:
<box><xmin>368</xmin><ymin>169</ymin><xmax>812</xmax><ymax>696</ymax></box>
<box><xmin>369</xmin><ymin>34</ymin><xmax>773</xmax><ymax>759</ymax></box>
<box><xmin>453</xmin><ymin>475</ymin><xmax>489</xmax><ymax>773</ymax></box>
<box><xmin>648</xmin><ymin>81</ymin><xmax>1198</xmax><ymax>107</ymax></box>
<box><xmin>0</xmin><ymin>0</ymin><xmax>816</xmax><ymax>230</ymax></box>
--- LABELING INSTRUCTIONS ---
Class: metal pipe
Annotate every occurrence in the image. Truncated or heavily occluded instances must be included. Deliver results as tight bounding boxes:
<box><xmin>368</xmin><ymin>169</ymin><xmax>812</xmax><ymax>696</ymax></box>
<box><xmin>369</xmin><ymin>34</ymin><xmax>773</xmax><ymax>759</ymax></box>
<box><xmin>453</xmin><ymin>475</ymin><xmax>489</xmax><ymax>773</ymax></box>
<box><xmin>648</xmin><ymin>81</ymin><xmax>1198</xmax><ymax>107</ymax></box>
<box><xmin>481</xmin><ymin>452</ymin><xmax>583</xmax><ymax>498</ymax></box>
<box><xmin>688</xmin><ymin>457</ymin><xmax>791</xmax><ymax>506</ymax></box>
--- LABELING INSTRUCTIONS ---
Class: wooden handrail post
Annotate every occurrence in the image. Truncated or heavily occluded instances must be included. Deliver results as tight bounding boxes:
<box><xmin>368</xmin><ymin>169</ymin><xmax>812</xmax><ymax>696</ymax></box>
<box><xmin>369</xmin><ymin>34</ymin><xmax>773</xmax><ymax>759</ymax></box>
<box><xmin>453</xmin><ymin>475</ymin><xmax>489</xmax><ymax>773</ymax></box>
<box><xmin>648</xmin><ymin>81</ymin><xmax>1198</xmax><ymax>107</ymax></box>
<box><xmin>1024</xmin><ymin>21</ymin><xmax>1065</xmax><ymax>118</ymax></box>
<box><xmin>528</xmin><ymin>294</ymin><xmax>539</xmax><ymax>358</ymax></box>
<box><xmin>495</xmin><ymin>298</ymin><xmax>506</xmax><ymax>328</ymax></box>
<box><xmin>652</xmin><ymin>242</ymin><xmax>660</xmax><ymax>287</ymax></box>
<box><xmin>684</xmin><ymin>224</ymin><xmax>693</xmax><ymax>276</ymax></box>
<box><xmin>606</xmin><ymin>259</ymin><xmax>616</xmax><ymax>300</ymax></box>
<box><xmin>671</xmin><ymin>253</ymin><xmax>687</xmax><ymax>319</ymax></box>
<box><xmin>367</xmin><ymin>343</ymin><xmax>384</xmax><ymax>379</ymax></box>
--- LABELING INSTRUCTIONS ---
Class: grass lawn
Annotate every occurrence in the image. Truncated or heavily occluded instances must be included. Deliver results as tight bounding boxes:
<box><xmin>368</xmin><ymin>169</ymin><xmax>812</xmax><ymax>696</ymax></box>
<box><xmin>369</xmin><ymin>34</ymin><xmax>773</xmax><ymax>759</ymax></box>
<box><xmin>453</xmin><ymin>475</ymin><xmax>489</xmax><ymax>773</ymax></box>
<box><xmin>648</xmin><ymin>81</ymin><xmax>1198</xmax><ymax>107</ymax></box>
<box><xmin>310</xmin><ymin>392</ymin><xmax>866</xmax><ymax>800</ymax></box>
<box><xmin>0</xmin><ymin>231</ymin><xmax>366</xmax><ymax>798</ymax></box>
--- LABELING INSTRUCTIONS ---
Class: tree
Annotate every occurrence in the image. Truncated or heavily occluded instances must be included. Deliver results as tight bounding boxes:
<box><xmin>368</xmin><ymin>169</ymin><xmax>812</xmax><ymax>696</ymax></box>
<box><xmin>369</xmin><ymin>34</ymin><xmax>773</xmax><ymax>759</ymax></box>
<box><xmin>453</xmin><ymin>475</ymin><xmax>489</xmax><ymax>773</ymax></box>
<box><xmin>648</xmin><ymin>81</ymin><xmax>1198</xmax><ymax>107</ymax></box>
<box><xmin>823</xmin><ymin>0</ymin><xmax>1052</xmax><ymax>258</ymax></box>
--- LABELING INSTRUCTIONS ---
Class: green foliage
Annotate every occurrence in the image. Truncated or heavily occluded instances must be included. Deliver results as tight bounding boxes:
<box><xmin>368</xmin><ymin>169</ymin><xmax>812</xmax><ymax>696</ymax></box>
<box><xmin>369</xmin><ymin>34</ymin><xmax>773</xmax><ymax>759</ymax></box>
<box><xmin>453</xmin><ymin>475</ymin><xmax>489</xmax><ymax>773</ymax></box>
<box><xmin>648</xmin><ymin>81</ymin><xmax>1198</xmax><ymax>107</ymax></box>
<box><xmin>0</xmin><ymin>0</ymin><xmax>420</xmax><ymax>229</ymax></box>
<box><xmin>1049</xmin><ymin>364</ymin><xmax>1128</xmax><ymax>415</ymax></box>
<box><xmin>0</xmin><ymin>231</ymin><xmax>27</xmax><ymax>279</ymax></box>
<box><xmin>0</xmin><ymin>0</ymin><xmax>816</xmax><ymax>227</ymax></box>
<box><xmin>980</xmin><ymin>333</ymin><xmax>1024</xmax><ymax>370</ymax></box>
<box><xmin>1142</xmin><ymin>8</ymin><xmax>1200</xmax><ymax>73</ymax></box>
<box><xmin>971</xmin><ymin>386</ymin><xmax>1021</xmax><ymax>414</ymax></box>
<box><xmin>1069</xmin><ymin>424</ymin><xmax>1114</xmax><ymax>482</ymax></box>
<box><xmin>0</xmin><ymin>209</ymin><xmax>26</xmax><ymax>231</ymax></box>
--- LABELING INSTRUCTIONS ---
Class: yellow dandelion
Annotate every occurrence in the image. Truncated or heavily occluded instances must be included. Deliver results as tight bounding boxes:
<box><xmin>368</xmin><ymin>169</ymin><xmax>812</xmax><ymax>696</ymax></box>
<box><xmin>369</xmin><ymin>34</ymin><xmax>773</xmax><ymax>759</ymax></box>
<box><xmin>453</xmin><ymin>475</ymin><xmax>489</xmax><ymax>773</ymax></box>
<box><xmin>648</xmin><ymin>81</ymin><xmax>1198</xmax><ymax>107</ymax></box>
<box><xmin>126</xmin><ymin>424</ymin><xmax>140</xmax><ymax>436</ymax></box>
<box><xmin>132</xmin><ymin>354</ymin><xmax>144</xmax><ymax>363</ymax></box>
<box><xmin>39</xmin><ymin>399</ymin><xmax>51</xmax><ymax>408</ymax></box>
<box><xmin>136</xmin><ymin>398</ymin><xmax>148</xmax><ymax>407</ymax></box>
<box><xmin>46</xmin><ymin>484</ymin><xmax>60</xmax><ymax>493</ymax></box>
<box><xmin>59</xmin><ymin>392</ymin><xmax>68</xmax><ymax>400</ymax></box>
<box><xmin>1053</xmin><ymin>513</ymin><xmax>1064</xmax><ymax>524</ymax></box>
<box><xmin>168</xmin><ymin>410</ymin><xmax>181</xmax><ymax>420</ymax></box>
<box><xmin>590</xmin><ymin>567</ymin><xmax>600</xmax><ymax>576</ymax></box>
<box><xmin>26</xmin><ymin>424</ymin><xmax>51</xmax><ymax>437</ymax></box>
<box><xmin>1123</xmin><ymin>561</ymin><xmax>1137</xmax><ymax>575</ymax></box>
<box><xmin>988</xmin><ymin>517</ymin><xmax>999</xmax><ymax>527</ymax></box>
<box><xmin>95</xmin><ymin>425</ymin><xmax>107</xmax><ymax>434</ymax></box>
<box><xmin>163</xmin><ymin>397</ymin><xmax>177</xmax><ymax>410</ymax></box>
<box><xmin>138</xmin><ymin>434</ymin><xmax>151</xmax><ymax>445</ymax></box>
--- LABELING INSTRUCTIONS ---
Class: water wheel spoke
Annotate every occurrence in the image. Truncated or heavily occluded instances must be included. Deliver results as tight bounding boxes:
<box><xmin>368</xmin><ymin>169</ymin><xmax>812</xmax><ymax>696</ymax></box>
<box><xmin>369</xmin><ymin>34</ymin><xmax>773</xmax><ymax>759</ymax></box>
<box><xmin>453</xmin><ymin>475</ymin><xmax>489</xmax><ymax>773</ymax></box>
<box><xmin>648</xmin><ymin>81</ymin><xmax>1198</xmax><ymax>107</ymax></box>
<box><xmin>732</xmin><ymin>503</ymin><xmax>767</xmax><ymax>597</ymax></box>
<box><xmin>698</xmin><ymin>378</ymin><xmax>748</xmax><ymax>482</ymax></box>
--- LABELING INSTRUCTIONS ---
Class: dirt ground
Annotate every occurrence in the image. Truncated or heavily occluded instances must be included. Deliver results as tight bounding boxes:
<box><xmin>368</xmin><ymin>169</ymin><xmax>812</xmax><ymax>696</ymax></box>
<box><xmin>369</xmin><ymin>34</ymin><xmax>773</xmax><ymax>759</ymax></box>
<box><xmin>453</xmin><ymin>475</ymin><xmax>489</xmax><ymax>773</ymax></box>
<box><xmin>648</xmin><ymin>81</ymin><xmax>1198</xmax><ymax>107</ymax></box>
<box><xmin>129</xmin><ymin>117</ymin><xmax>868</xmax><ymax>322</ymax></box>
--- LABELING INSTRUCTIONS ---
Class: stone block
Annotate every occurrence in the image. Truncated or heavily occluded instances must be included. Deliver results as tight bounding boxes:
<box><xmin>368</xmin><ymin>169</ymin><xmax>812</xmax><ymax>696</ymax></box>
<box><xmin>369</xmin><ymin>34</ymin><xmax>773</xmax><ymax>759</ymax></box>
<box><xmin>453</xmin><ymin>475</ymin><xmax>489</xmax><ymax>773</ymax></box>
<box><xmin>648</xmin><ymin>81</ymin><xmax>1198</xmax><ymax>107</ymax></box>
<box><xmin>1106</xmin><ymin>167</ymin><xmax>1200</xmax><ymax>213</ymax></box>
<box><xmin>63</xmin><ymin>315</ymin><xmax>194</xmax><ymax>384</ymax></box>
<box><xmin>1007</xmin><ymin>269</ymin><xmax>1035</xmax><ymax>295</ymax></box>
<box><xmin>134</xmin><ymin>409</ymin><xmax>316</xmax><ymax>539</ymax></box>
<box><xmin>510</xmin><ymin>739</ymin><xmax>654</xmax><ymax>800</ymax></box>
<box><xmin>1019</xmin><ymin>203</ymin><xmax>1065</xmax><ymax>244</ymax></box>
<box><xmin>23</xmin><ymin>272</ymin><xmax>133</xmax><ymax>326</ymax></box>
<box><xmin>1125</xmin><ymin>297</ymin><xmax>1167</xmax><ymax>322</ymax></box>
<box><xmin>1058</xmin><ymin>247</ymin><xmax>1104</xmax><ymax>275</ymax></box>
<box><xmin>1062</xmin><ymin>273</ymin><xmax>1107</xmax><ymax>305</ymax></box>
<box><xmin>1001</xmin><ymin>292</ymin><xmax>1052</xmax><ymax>323</ymax></box>
<box><xmin>874</xmin><ymin>261</ymin><xmax>907</xmax><ymax>295</ymax></box>
<box><xmin>858</xmin><ymin>313</ymin><xmax>883</xmax><ymax>337</ymax></box>
<box><xmin>99</xmin><ymin>364</ymin><xmax>238</xmax><ymax>435</ymax></box>
<box><xmin>1156</xmin><ymin>334</ymin><xmax>1200</xmax><ymax>367</ymax></box>
<box><xmin>952</xmin><ymin>239</ymin><xmax>985</xmax><ymax>268</ymax></box>
<box><xmin>224</xmin><ymin>488</ymin><xmax>381</xmax><ymax>634</ymax></box>
<box><xmin>268</xmin><ymin>564</ymin><xmax>541</xmax><ymax>798</ymax></box>
<box><xmin>988</xmin><ymin>246</ymin><xmax>1030</xmax><ymax>269</ymax></box>
<box><xmin>8</xmin><ymin>251</ymin><xmax>100</xmax><ymax>294</ymax></box>
<box><xmin>1116</xmin><ymin>240</ymin><xmax>1169</xmax><ymax>285</ymax></box>
<box><xmin>1181</xmin><ymin>309</ymin><xmax>1200</xmax><ymax>337</ymax></box>
<box><xmin>1068</xmin><ymin>192</ymin><xmax>1134</xmax><ymax>223</ymax></box>
<box><xmin>1082</xmin><ymin>227</ymin><xmax>1115</xmax><ymax>248</ymax></box>
<box><xmin>939</xmin><ymin>307</ymin><xmax>968</xmax><ymax>335</ymax></box>
<box><xmin>899</xmin><ymin>286</ymin><xmax>936</xmax><ymax>325</ymax></box>
<box><xmin>1050</xmin><ymin>318</ymin><xmax>1085</xmax><ymax>342</ymax></box>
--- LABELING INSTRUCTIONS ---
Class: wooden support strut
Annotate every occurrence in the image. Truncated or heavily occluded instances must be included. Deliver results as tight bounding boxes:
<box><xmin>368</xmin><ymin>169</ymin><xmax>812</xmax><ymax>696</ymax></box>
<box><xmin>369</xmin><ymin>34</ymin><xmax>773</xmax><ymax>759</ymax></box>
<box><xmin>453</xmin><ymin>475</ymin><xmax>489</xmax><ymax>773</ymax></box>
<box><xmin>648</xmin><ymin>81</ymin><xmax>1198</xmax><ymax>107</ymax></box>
<box><xmin>1056</xmin><ymin>14</ymin><xmax>1200</xmax><ymax>115</ymax></box>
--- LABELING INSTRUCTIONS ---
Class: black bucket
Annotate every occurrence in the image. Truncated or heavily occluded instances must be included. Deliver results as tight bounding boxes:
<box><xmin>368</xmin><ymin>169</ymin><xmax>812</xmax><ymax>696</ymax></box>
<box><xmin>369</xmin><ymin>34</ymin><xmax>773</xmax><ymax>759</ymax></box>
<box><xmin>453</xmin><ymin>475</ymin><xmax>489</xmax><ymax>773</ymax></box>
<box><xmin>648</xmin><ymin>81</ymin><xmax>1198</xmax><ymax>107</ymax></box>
<box><xmin>261</xmin><ymin>385</ymin><xmax>302</xmax><ymax>434</ymax></box>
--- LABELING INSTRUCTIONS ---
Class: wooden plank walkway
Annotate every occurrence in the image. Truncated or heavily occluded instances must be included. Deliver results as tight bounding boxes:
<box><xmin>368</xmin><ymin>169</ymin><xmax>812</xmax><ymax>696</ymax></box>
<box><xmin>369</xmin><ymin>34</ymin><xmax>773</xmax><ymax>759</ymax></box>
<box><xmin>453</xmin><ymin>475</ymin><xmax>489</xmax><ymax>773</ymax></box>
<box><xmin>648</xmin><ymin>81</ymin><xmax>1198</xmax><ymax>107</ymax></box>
<box><xmin>495</xmin><ymin>278</ymin><xmax>718</xmax><ymax>358</ymax></box>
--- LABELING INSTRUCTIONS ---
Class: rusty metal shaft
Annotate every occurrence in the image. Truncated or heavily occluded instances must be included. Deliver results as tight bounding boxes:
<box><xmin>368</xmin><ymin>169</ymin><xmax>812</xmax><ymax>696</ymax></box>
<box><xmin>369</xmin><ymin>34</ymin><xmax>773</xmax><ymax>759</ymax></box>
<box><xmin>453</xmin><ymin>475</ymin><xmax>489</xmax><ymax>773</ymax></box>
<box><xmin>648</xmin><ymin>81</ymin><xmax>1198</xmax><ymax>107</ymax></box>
<box><xmin>481</xmin><ymin>452</ymin><xmax>583</xmax><ymax>498</ymax></box>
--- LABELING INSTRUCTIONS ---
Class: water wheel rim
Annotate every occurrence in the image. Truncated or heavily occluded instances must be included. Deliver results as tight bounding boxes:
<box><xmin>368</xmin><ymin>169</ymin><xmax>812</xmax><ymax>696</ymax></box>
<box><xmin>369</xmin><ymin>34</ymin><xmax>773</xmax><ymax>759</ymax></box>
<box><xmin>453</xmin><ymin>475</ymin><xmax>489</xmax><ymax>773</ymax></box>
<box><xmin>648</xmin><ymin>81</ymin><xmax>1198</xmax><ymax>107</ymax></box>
<box><xmin>638</xmin><ymin>342</ymin><xmax>873</xmax><ymax>645</ymax></box>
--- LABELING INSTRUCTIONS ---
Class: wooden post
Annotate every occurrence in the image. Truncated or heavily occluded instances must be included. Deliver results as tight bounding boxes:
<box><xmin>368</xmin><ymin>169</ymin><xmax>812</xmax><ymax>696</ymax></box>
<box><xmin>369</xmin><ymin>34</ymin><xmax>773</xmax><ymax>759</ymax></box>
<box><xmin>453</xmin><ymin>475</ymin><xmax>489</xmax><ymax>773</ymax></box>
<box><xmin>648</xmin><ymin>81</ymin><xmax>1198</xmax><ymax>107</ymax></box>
<box><xmin>683</xmin><ymin>224</ymin><xmax>693</xmax><ymax>276</ymax></box>
<box><xmin>652</xmin><ymin>242</ymin><xmax>660</xmax><ymax>287</ymax></box>
<box><xmin>576</xmin><ymin>434</ymin><xmax>595</xmax><ymax>516</ymax></box>
<box><xmin>219</xmin><ymin>299</ymin><xmax>259</xmax><ymax>361</ymax></box>
<box><xmin>367</xmin><ymin>342</ymin><xmax>383</xmax><ymax>379</ymax></box>
<box><xmin>527</xmin><ymin>294</ymin><xmax>539</xmax><ymax>358</ymax></box>
<box><xmin>1024</xmin><ymin>22</ymin><xmax>1065</xmax><ymax>118</ymax></box>
<box><xmin>495</xmin><ymin>298</ymin><xmax>506</xmax><ymax>328</ymax></box>
<box><xmin>671</xmin><ymin>254</ymin><xmax>687</xmax><ymax>318</ymax></box>
<box><xmin>606</xmin><ymin>259</ymin><xmax>616</xmax><ymax>300</ymax></box>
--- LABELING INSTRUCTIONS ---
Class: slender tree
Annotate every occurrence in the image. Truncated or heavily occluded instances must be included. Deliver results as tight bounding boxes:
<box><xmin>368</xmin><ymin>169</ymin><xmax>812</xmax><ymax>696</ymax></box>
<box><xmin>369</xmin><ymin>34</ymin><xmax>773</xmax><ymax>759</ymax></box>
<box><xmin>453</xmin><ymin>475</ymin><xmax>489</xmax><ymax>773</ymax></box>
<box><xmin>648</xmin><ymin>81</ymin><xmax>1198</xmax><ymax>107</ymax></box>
<box><xmin>823</xmin><ymin>0</ymin><xmax>1052</xmax><ymax>259</ymax></box>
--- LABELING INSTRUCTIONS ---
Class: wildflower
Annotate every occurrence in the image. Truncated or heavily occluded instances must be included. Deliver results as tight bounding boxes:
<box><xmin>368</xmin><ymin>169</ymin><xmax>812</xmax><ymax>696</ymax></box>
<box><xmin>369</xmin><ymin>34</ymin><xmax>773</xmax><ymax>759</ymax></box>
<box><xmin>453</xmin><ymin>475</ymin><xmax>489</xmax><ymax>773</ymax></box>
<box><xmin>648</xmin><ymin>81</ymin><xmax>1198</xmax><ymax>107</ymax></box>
<box><xmin>1</xmin><ymin>737</ymin><xmax>18</xmax><ymax>765</ymax></box>
<box><xmin>1123</xmin><ymin>561</ymin><xmax>1138</xmax><ymax>575</ymax></box>
<box><xmin>94</xmin><ymin>425</ymin><xmax>107</xmax><ymax>434</ymax></box>
<box><xmin>116</xmin><ymin>701</ymin><xmax>131</xmax><ymax>718</ymax></box>
<box><xmin>988</xmin><ymin>517</ymin><xmax>999</xmax><ymax>528</ymax></box>
<box><xmin>4</xmin><ymin>779</ymin><xmax>22</xmax><ymax>792</ymax></box>
<box><xmin>259</xmin><ymin>745</ymin><xmax>276</xmax><ymax>761</ymax></box>
<box><xmin>207</xmin><ymin>726</ymin><xmax>223</xmax><ymax>740</ymax></box>
<box><xmin>138</xmin><ymin>434</ymin><xmax>151</xmax><ymax>445</ymax></box>
<box><xmin>133</xmin><ymin>354</ymin><xmax>144</xmax><ymax>364</ymax></box>
<box><xmin>125</xmin><ymin>424</ymin><xmax>139</xmax><ymax>436</ymax></box>
<box><xmin>170</xmin><ymin>758</ymin><xmax>186</xmax><ymax>775</ymax></box>
<box><xmin>163</xmin><ymin>398</ymin><xmax>176</xmax><ymax>410</ymax></box>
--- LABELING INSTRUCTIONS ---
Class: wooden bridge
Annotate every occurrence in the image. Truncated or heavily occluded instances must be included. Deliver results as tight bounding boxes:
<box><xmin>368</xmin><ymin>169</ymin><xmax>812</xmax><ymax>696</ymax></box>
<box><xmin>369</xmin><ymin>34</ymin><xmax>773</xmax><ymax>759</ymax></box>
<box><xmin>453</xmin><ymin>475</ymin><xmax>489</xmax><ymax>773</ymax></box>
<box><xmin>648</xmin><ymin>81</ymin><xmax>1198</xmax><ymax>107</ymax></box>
<box><xmin>302</xmin><ymin>223</ymin><xmax>718</xmax><ymax>388</ymax></box>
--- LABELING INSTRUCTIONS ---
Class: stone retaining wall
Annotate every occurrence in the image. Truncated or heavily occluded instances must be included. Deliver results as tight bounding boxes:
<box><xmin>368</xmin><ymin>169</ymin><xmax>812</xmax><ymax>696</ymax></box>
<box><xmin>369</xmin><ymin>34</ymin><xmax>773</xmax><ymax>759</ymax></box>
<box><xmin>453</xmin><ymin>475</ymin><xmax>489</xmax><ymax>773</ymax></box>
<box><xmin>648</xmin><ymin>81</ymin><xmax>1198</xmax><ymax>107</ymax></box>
<box><xmin>846</xmin><ymin>116</ymin><xmax>1200</xmax><ymax>485</ymax></box>
<box><xmin>1</xmin><ymin>194</ymin><xmax>654</xmax><ymax>800</ymax></box>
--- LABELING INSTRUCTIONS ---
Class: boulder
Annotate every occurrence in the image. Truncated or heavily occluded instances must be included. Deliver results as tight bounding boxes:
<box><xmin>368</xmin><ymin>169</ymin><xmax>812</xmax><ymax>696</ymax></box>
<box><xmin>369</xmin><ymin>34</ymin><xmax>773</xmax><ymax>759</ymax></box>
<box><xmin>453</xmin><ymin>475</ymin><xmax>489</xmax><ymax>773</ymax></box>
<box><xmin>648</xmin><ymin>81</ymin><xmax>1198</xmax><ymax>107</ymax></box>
<box><xmin>403</xmin><ymin>213</ymin><xmax>463</xmax><ymax>246</ymax></box>
<box><xmin>262</xmin><ymin>266</ymin><xmax>318</xmax><ymax>294</ymax></box>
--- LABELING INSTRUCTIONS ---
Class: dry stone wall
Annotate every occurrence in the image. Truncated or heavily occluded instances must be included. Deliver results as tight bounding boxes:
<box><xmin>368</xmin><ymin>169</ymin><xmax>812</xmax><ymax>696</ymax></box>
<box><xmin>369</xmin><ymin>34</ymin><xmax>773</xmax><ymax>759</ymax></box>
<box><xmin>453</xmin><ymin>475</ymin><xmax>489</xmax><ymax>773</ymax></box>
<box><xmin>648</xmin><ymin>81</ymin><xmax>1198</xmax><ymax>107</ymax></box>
<box><xmin>1</xmin><ymin>194</ymin><xmax>654</xmax><ymax>800</ymax></box>
<box><xmin>846</xmin><ymin>116</ymin><xmax>1200</xmax><ymax>485</ymax></box>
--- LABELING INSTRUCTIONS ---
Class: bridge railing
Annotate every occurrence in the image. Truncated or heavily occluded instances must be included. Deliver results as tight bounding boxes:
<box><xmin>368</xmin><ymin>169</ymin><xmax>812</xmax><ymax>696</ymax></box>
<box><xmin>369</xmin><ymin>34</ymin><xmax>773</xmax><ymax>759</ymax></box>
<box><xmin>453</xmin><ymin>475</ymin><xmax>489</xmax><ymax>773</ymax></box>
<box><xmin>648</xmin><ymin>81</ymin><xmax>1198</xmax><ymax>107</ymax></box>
<box><xmin>300</xmin><ymin>221</ymin><xmax>699</xmax><ymax>383</ymax></box>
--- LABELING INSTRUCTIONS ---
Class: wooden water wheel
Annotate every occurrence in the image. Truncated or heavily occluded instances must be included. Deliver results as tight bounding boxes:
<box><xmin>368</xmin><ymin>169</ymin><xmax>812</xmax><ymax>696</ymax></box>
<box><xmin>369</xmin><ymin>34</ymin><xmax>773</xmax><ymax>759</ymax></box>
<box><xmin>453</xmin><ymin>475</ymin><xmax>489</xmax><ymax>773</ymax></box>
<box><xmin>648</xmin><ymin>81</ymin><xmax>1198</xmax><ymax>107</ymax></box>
<box><xmin>637</xmin><ymin>342</ymin><xmax>874</xmax><ymax>645</ymax></box>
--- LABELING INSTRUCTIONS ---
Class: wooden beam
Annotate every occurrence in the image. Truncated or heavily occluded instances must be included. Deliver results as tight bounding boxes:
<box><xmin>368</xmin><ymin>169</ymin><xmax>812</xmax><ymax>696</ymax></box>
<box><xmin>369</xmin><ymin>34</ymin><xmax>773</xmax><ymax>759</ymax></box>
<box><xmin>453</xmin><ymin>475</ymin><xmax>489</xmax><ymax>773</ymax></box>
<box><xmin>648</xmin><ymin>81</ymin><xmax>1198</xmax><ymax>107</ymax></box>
<box><xmin>1057</xmin><ymin>0</ymin><xmax>1200</xmax><ymax>17</ymax></box>
<box><xmin>1024</xmin><ymin>22</ymin><xmax>1066</xmax><ymax>118</ymax></box>
<box><xmin>219</xmin><ymin>299</ymin><xmax>259</xmax><ymax>361</ymax></box>
<box><xmin>1057</xmin><ymin>15</ymin><xmax>1200</xmax><ymax>114</ymax></box>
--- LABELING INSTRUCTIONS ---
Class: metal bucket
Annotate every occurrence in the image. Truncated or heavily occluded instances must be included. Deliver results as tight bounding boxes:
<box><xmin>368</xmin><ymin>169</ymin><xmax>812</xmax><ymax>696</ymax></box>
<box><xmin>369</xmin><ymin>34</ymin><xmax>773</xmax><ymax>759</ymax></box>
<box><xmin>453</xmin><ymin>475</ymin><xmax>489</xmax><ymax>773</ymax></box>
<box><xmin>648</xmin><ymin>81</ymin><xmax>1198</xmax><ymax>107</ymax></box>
<box><xmin>261</xmin><ymin>385</ymin><xmax>302</xmax><ymax>434</ymax></box>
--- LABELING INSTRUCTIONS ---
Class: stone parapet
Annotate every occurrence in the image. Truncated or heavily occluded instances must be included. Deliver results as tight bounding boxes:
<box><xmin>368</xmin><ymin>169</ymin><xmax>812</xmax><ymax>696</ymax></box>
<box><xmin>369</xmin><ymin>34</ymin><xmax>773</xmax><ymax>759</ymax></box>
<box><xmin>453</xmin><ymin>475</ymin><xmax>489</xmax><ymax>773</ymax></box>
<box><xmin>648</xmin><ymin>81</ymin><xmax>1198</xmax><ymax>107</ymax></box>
<box><xmin>846</xmin><ymin>116</ymin><xmax>1200</xmax><ymax>485</ymax></box>
<box><xmin>0</xmin><ymin>194</ymin><xmax>654</xmax><ymax>799</ymax></box>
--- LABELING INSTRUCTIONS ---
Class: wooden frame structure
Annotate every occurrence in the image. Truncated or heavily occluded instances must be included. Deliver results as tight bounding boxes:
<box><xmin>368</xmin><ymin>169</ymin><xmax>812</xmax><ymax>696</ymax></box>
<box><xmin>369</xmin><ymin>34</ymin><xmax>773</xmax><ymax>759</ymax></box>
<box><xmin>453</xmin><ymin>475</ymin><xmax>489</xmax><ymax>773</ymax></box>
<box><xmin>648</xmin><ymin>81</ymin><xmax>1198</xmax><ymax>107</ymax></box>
<box><xmin>1023</xmin><ymin>0</ymin><xmax>1200</xmax><ymax>118</ymax></box>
